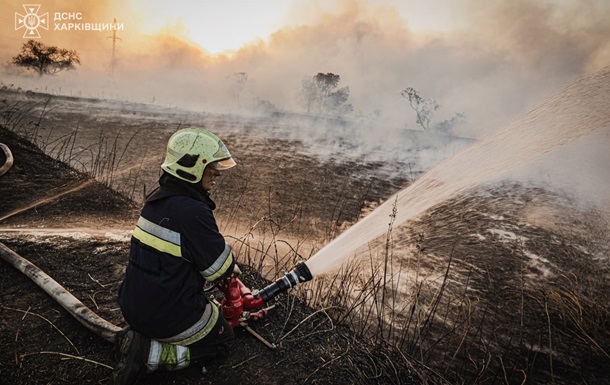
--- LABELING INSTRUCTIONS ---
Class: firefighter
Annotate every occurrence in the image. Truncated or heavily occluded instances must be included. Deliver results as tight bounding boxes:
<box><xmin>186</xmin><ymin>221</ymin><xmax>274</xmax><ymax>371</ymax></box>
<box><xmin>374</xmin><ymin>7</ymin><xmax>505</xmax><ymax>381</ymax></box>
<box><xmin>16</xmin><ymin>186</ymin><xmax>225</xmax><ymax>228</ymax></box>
<box><xmin>113</xmin><ymin>128</ymin><xmax>241</xmax><ymax>385</ymax></box>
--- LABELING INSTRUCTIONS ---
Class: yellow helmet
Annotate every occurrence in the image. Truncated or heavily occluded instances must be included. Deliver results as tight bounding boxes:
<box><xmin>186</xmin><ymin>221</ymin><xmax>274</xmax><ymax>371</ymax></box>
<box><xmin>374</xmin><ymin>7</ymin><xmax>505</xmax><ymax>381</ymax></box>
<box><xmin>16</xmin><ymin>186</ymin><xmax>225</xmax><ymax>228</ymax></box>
<box><xmin>161</xmin><ymin>128</ymin><xmax>236</xmax><ymax>183</ymax></box>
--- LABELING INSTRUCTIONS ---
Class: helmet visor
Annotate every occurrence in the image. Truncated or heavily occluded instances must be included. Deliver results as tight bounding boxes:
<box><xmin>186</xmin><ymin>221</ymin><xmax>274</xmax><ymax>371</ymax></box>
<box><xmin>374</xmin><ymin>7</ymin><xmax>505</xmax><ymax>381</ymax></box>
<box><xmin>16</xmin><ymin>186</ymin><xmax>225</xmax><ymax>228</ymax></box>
<box><xmin>209</xmin><ymin>157</ymin><xmax>237</xmax><ymax>170</ymax></box>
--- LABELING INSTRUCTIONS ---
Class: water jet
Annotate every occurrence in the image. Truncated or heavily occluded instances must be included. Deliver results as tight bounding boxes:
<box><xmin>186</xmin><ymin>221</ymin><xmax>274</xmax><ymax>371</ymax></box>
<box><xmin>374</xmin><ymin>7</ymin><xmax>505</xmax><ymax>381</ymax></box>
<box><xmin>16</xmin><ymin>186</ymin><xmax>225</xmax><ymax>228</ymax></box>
<box><xmin>305</xmin><ymin>66</ymin><xmax>610</xmax><ymax>276</ymax></box>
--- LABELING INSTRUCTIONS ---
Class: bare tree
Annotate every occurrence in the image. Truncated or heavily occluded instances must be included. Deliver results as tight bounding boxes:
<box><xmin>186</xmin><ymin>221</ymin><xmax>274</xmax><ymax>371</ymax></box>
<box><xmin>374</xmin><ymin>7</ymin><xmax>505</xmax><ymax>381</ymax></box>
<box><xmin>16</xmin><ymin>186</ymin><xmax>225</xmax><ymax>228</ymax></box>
<box><xmin>401</xmin><ymin>87</ymin><xmax>466</xmax><ymax>134</ymax></box>
<box><xmin>12</xmin><ymin>40</ymin><xmax>80</xmax><ymax>76</ymax></box>
<box><xmin>400</xmin><ymin>87</ymin><xmax>439</xmax><ymax>131</ymax></box>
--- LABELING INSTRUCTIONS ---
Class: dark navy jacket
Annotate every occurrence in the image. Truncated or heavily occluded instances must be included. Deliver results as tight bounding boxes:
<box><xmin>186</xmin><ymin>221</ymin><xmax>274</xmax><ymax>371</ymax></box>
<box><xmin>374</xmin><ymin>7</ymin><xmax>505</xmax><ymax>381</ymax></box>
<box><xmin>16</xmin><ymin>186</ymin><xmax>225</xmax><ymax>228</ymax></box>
<box><xmin>118</xmin><ymin>175</ymin><xmax>235</xmax><ymax>340</ymax></box>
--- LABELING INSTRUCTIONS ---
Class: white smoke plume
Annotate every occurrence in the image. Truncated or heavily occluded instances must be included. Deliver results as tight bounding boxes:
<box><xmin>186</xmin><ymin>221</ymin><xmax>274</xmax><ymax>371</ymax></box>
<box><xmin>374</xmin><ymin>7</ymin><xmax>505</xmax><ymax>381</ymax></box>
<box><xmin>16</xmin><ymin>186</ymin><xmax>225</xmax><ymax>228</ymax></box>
<box><xmin>1</xmin><ymin>0</ymin><xmax>608</xmax><ymax>209</ymax></box>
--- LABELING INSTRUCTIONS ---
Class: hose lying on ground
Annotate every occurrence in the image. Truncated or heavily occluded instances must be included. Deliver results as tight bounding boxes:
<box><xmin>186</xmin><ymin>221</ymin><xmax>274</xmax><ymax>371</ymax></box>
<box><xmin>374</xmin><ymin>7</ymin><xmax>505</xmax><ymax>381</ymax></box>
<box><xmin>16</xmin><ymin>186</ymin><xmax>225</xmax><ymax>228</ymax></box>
<box><xmin>0</xmin><ymin>143</ymin><xmax>14</xmax><ymax>176</ymax></box>
<box><xmin>0</xmin><ymin>241</ymin><xmax>121</xmax><ymax>343</ymax></box>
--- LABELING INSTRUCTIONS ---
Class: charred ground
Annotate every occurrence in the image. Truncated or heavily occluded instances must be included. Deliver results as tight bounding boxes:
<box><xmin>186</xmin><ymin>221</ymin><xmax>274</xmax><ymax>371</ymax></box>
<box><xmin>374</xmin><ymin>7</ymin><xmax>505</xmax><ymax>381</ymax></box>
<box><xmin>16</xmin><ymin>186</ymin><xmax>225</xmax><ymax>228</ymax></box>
<box><xmin>2</xmin><ymin>88</ymin><xmax>610</xmax><ymax>385</ymax></box>
<box><xmin>0</xmin><ymin>124</ymin><xmax>425</xmax><ymax>385</ymax></box>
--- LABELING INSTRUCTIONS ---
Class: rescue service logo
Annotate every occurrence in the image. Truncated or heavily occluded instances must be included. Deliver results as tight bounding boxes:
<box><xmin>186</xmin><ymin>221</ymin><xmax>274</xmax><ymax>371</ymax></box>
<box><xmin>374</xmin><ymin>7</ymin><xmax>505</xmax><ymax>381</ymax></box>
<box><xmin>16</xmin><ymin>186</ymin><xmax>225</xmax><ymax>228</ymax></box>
<box><xmin>15</xmin><ymin>4</ymin><xmax>49</xmax><ymax>38</ymax></box>
<box><xmin>13</xmin><ymin>4</ymin><xmax>124</xmax><ymax>39</ymax></box>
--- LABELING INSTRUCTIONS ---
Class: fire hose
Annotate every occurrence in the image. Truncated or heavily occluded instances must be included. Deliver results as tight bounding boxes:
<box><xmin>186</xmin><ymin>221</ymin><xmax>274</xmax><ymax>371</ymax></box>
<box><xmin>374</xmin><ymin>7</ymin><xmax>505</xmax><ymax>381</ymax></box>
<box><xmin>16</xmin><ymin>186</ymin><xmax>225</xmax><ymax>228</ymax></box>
<box><xmin>0</xmin><ymin>241</ymin><xmax>121</xmax><ymax>343</ymax></box>
<box><xmin>0</xmin><ymin>143</ymin><xmax>14</xmax><ymax>176</ymax></box>
<box><xmin>0</xmin><ymin>241</ymin><xmax>313</xmax><ymax>346</ymax></box>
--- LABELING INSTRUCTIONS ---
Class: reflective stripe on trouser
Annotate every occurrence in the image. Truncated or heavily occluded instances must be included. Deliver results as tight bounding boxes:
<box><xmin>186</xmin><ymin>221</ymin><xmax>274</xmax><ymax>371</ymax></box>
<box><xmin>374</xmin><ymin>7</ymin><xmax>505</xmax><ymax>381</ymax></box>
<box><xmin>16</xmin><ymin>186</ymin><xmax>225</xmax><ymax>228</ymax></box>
<box><xmin>146</xmin><ymin>312</ymin><xmax>235</xmax><ymax>372</ymax></box>
<box><xmin>156</xmin><ymin>303</ymin><xmax>220</xmax><ymax>346</ymax></box>
<box><xmin>147</xmin><ymin>340</ymin><xmax>190</xmax><ymax>371</ymax></box>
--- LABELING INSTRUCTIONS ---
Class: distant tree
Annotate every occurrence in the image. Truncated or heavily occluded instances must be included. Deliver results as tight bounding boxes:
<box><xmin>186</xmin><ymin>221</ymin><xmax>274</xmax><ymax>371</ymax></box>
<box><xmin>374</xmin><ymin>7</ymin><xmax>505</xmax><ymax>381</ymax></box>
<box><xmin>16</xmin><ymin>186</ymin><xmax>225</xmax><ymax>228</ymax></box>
<box><xmin>300</xmin><ymin>72</ymin><xmax>353</xmax><ymax>114</ymax></box>
<box><xmin>12</xmin><ymin>40</ymin><xmax>80</xmax><ymax>76</ymax></box>
<box><xmin>400</xmin><ymin>87</ymin><xmax>439</xmax><ymax>131</ymax></box>
<box><xmin>401</xmin><ymin>87</ymin><xmax>465</xmax><ymax>134</ymax></box>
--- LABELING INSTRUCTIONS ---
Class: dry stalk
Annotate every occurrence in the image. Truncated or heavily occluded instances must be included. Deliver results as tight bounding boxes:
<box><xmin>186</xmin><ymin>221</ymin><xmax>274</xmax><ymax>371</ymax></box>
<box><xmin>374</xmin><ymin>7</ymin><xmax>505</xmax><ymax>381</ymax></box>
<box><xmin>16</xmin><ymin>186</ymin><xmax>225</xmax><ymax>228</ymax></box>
<box><xmin>279</xmin><ymin>306</ymin><xmax>337</xmax><ymax>342</ymax></box>
<box><xmin>2</xmin><ymin>305</ymin><xmax>80</xmax><ymax>354</ymax></box>
<box><xmin>19</xmin><ymin>351</ymin><xmax>112</xmax><ymax>369</ymax></box>
<box><xmin>278</xmin><ymin>290</ymin><xmax>298</xmax><ymax>337</ymax></box>
<box><xmin>379</xmin><ymin>197</ymin><xmax>398</xmax><ymax>343</ymax></box>
<box><xmin>302</xmin><ymin>352</ymin><xmax>346</xmax><ymax>384</ymax></box>
<box><xmin>87</xmin><ymin>273</ymin><xmax>115</xmax><ymax>288</ymax></box>
<box><xmin>231</xmin><ymin>353</ymin><xmax>261</xmax><ymax>369</ymax></box>
<box><xmin>543</xmin><ymin>295</ymin><xmax>554</xmax><ymax>383</ymax></box>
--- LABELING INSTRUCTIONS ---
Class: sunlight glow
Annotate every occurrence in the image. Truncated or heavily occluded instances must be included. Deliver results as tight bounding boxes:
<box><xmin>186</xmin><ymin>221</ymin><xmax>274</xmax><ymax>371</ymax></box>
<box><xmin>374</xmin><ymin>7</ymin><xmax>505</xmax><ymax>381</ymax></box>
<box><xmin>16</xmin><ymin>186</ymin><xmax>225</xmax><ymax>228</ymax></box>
<box><xmin>127</xmin><ymin>0</ymin><xmax>471</xmax><ymax>55</ymax></box>
<box><xmin>132</xmin><ymin>0</ymin><xmax>294</xmax><ymax>54</ymax></box>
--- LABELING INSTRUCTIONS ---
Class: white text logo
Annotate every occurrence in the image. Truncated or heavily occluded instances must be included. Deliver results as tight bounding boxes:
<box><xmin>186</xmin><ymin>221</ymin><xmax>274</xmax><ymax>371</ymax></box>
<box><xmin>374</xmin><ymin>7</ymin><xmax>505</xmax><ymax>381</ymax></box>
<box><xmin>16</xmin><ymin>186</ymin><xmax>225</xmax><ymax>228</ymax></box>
<box><xmin>15</xmin><ymin>4</ymin><xmax>49</xmax><ymax>38</ymax></box>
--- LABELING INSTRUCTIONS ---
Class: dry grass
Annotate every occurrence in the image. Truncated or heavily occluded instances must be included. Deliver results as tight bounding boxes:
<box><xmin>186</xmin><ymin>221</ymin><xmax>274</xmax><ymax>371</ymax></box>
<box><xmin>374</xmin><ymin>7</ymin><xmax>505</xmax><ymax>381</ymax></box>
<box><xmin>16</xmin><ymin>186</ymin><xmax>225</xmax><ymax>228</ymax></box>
<box><xmin>284</xmin><ymin>190</ymin><xmax>610</xmax><ymax>385</ymax></box>
<box><xmin>212</xmin><ymin>179</ymin><xmax>610</xmax><ymax>385</ymax></box>
<box><xmin>3</xmin><ymin>90</ymin><xmax>609</xmax><ymax>385</ymax></box>
<box><xmin>1</xmin><ymin>95</ymin><xmax>145</xmax><ymax>201</ymax></box>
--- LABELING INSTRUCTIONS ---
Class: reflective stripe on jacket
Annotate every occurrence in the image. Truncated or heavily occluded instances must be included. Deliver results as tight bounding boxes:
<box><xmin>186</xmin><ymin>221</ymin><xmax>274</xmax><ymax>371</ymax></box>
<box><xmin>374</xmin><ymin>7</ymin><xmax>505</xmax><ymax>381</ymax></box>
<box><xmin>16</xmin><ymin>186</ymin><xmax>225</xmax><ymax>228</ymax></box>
<box><xmin>118</xmin><ymin>176</ymin><xmax>235</xmax><ymax>341</ymax></box>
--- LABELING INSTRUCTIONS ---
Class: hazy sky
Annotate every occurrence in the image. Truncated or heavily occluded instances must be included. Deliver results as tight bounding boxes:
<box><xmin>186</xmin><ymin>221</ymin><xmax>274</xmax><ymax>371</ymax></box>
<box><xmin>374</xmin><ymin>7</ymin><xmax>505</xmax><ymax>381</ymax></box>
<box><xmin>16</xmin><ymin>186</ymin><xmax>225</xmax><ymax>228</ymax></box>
<box><xmin>128</xmin><ymin>0</ymin><xmax>463</xmax><ymax>54</ymax></box>
<box><xmin>1</xmin><ymin>0</ymin><xmax>609</xmax><ymax>211</ymax></box>
<box><xmin>1</xmin><ymin>0</ymin><xmax>609</xmax><ymax>137</ymax></box>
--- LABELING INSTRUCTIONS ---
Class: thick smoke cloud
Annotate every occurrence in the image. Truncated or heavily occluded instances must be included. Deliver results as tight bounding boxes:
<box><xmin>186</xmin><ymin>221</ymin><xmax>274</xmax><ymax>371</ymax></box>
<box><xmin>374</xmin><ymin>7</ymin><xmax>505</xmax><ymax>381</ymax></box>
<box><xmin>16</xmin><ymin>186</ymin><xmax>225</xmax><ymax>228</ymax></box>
<box><xmin>1</xmin><ymin>0</ymin><xmax>608</xmax><ymax>211</ymax></box>
<box><xmin>1</xmin><ymin>0</ymin><xmax>608</xmax><ymax>136</ymax></box>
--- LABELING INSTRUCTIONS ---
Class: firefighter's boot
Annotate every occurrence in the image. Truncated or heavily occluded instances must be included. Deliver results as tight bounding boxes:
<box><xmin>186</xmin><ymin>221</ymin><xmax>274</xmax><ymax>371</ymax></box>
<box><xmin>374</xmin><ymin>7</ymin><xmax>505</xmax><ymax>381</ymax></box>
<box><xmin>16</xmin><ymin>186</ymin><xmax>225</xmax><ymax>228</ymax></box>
<box><xmin>113</xmin><ymin>330</ymin><xmax>150</xmax><ymax>385</ymax></box>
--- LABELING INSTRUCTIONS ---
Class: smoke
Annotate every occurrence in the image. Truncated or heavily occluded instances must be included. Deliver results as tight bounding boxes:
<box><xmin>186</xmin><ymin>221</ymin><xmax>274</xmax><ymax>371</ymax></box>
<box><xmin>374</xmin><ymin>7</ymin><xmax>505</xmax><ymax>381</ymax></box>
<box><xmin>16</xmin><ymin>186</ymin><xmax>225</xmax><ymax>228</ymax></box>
<box><xmin>2</xmin><ymin>0</ymin><xmax>608</xmax><ymax>133</ymax></box>
<box><xmin>506</xmin><ymin>127</ymin><xmax>610</xmax><ymax>214</ymax></box>
<box><xmin>1</xmin><ymin>0</ymin><xmax>608</xmax><ymax>208</ymax></box>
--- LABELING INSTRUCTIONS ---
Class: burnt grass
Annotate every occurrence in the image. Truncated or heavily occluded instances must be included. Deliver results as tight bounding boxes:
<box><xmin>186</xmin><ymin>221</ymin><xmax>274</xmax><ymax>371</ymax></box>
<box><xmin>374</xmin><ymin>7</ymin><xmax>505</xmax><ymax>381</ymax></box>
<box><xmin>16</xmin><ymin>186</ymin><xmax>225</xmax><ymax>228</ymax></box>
<box><xmin>394</xmin><ymin>191</ymin><xmax>610</xmax><ymax>384</ymax></box>
<box><xmin>2</xmin><ymin>89</ymin><xmax>610</xmax><ymax>385</ymax></box>
<box><xmin>0</xmin><ymin>126</ymin><xmax>426</xmax><ymax>385</ymax></box>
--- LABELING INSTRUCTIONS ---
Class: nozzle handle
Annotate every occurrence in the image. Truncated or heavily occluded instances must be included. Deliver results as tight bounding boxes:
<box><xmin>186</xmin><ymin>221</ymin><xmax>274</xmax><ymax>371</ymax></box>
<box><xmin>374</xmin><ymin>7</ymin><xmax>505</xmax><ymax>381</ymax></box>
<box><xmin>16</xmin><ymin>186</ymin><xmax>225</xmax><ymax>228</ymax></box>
<box><xmin>253</xmin><ymin>262</ymin><xmax>313</xmax><ymax>303</ymax></box>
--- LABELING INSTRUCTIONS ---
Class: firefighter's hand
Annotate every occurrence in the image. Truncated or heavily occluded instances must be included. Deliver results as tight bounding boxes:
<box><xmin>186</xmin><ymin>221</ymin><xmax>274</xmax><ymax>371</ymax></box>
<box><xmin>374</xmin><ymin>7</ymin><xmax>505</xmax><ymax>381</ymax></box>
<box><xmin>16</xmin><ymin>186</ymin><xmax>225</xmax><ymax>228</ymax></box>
<box><xmin>232</xmin><ymin>264</ymin><xmax>242</xmax><ymax>277</ymax></box>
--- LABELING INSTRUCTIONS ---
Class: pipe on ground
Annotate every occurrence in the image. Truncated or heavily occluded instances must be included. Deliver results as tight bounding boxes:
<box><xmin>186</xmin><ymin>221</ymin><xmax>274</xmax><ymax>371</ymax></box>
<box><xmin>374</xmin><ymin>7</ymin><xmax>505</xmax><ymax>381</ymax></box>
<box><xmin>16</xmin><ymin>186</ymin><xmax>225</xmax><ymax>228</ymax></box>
<box><xmin>0</xmin><ymin>241</ymin><xmax>121</xmax><ymax>343</ymax></box>
<box><xmin>0</xmin><ymin>143</ymin><xmax>14</xmax><ymax>176</ymax></box>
